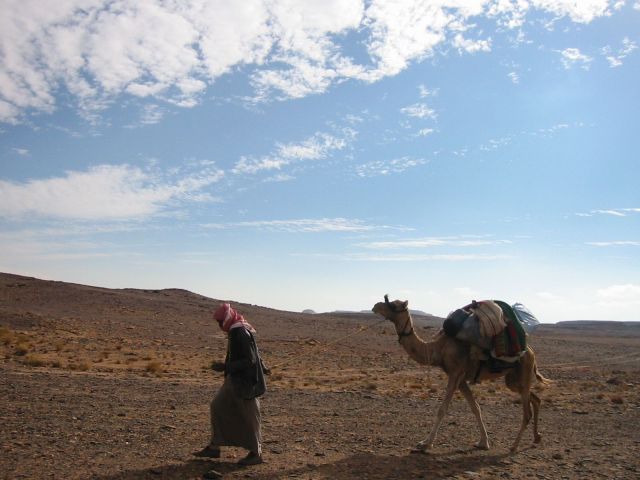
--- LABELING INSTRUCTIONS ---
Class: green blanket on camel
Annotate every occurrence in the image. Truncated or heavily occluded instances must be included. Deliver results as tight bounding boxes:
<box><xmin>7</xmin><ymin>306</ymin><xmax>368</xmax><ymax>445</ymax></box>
<box><xmin>492</xmin><ymin>300</ymin><xmax>527</xmax><ymax>358</ymax></box>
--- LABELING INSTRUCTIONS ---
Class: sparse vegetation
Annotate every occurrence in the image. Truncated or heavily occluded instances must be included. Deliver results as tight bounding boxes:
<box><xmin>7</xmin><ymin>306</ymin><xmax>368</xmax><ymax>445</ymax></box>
<box><xmin>145</xmin><ymin>360</ymin><xmax>162</xmax><ymax>375</ymax></box>
<box><xmin>0</xmin><ymin>325</ymin><xmax>14</xmax><ymax>344</ymax></box>
<box><xmin>14</xmin><ymin>342</ymin><xmax>29</xmax><ymax>356</ymax></box>
<box><xmin>23</xmin><ymin>354</ymin><xmax>45</xmax><ymax>367</ymax></box>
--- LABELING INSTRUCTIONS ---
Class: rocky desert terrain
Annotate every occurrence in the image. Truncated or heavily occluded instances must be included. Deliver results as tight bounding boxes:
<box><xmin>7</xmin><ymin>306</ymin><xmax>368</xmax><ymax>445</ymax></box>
<box><xmin>1</xmin><ymin>272</ymin><xmax>639</xmax><ymax>479</ymax></box>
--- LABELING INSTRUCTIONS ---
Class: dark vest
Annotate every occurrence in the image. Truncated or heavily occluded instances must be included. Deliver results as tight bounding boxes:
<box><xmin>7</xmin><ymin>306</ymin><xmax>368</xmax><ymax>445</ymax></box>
<box><xmin>225</xmin><ymin>327</ymin><xmax>266</xmax><ymax>399</ymax></box>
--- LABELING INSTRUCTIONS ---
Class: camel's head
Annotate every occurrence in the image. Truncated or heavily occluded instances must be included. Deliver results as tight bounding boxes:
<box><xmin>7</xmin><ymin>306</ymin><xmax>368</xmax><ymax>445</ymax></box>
<box><xmin>372</xmin><ymin>294</ymin><xmax>410</xmax><ymax>326</ymax></box>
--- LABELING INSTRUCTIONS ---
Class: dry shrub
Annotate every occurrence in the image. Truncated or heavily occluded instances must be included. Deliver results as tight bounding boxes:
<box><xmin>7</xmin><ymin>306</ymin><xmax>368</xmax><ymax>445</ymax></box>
<box><xmin>0</xmin><ymin>326</ymin><xmax>14</xmax><ymax>345</ymax></box>
<box><xmin>69</xmin><ymin>361</ymin><xmax>90</xmax><ymax>371</ymax></box>
<box><xmin>14</xmin><ymin>342</ymin><xmax>29</xmax><ymax>356</ymax></box>
<box><xmin>146</xmin><ymin>361</ymin><xmax>163</xmax><ymax>375</ymax></box>
<box><xmin>610</xmin><ymin>395</ymin><xmax>624</xmax><ymax>405</ymax></box>
<box><xmin>23</xmin><ymin>354</ymin><xmax>45</xmax><ymax>367</ymax></box>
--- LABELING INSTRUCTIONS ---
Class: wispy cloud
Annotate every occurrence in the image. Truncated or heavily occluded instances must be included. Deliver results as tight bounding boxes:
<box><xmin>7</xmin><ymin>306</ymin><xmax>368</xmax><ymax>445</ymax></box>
<box><xmin>351</xmin><ymin>253</ymin><xmax>512</xmax><ymax>262</ymax></box>
<box><xmin>357</xmin><ymin>236</ymin><xmax>512</xmax><ymax>249</ymax></box>
<box><xmin>558</xmin><ymin>48</ymin><xmax>593</xmax><ymax>69</ymax></box>
<box><xmin>356</xmin><ymin>156</ymin><xmax>427</xmax><ymax>177</ymax></box>
<box><xmin>479</xmin><ymin>136</ymin><xmax>512</xmax><ymax>152</ymax></box>
<box><xmin>232</xmin><ymin>131</ymin><xmax>350</xmax><ymax>174</ymax></box>
<box><xmin>0</xmin><ymin>1</ymin><xmax>615</xmax><ymax>124</ymax></box>
<box><xmin>400</xmin><ymin>103</ymin><xmax>437</xmax><ymax>120</ymax></box>
<box><xmin>415</xmin><ymin>128</ymin><xmax>435</xmax><ymax>137</ymax></box>
<box><xmin>586</xmin><ymin>241</ymin><xmax>640</xmax><ymax>247</ymax></box>
<box><xmin>418</xmin><ymin>85</ymin><xmax>438</xmax><ymax>98</ymax></box>
<box><xmin>0</xmin><ymin>162</ymin><xmax>223</xmax><ymax>220</ymax></box>
<box><xmin>602</xmin><ymin>37</ymin><xmax>638</xmax><ymax>68</ymax></box>
<box><xmin>11</xmin><ymin>147</ymin><xmax>30</xmax><ymax>156</ymax></box>
<box><xmin>203</xmin><ymin>217</ymin><xmax>404</xmax><ymax>233</ymax></box>
<box><xmin>577</xmin><ymin>208</ymin><xmax>640</xmax><ymax>218</ymax></box>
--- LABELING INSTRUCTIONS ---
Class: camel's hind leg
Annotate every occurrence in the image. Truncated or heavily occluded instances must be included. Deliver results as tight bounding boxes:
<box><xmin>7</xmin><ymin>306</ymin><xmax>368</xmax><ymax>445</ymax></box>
<box><xmin>530</xmin><ymin>392</ymin><xmax>542</xmax><ymax>444</ymax></box>
<box><xmin>458</xmin><ymin>381</ymin><xmax>490</xmax><ymax>450</ymax></box>
<box><xmin>506</xmin><ymin>349</ymin><xmax>541</xmax><ymax>453</ymax></box>
<box><xmin>510</xmin><ymin>390</ymin><xmax>532</xmax><ymax>453</ymax></box>
<box><xmin>416</xmin><ymin>372</ymin><xmax>463</xmax><ymax>451</ymax></box>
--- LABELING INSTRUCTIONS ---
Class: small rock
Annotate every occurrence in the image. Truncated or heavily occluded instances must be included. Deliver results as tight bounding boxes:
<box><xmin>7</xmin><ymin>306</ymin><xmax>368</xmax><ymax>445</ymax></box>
<box><xmin>552</xmin><ymin>453</ymin><xmax>563</xmax><ymax>460</ymax></box>
<box><xmin>203</xmin><ymin>469</ymin><xmax>223</xmax><ymax>479</ymax></box>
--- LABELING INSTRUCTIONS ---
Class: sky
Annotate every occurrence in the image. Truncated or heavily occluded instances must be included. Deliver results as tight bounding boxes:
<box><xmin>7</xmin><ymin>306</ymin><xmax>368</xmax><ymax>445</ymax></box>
<box><xmin>1</xmin><ymin>0</ymin><xmax>639</xmax><ymax>322</ymax></box>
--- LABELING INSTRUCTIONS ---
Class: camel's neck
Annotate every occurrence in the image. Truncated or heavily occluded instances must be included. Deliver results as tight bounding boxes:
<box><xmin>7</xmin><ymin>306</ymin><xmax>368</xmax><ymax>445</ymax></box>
<box><xmin>396</xmin><ymin>313</ymin><xmax>438</xmax><ymax>366</ymax></box>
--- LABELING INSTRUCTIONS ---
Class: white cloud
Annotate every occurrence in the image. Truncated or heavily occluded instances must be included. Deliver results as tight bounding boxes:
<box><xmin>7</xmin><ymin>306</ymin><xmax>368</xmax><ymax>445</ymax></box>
<box><xmin>603</xmin><ymin>37</ymin><xmax>638</xmax><ymax>68</ymax></box>
<box><xmin>0</xmin><ymin>163</ymin><xmax>223</xmax><ymax>220</ymax></box>
<box><xmin>354</xmin><ymin>254</ymin><xmax>511</xmax><ymax>261</ymax></box>
<box><xmin>418</xmin><ymin>84</ymin><xmax>438</xmax><ymax>98</ymax></box>
<box><xmin>357</xmin><ymin>236</ymin><xmax>511</xmax><ymax>249</ymax></box>
<box><xmin>635</xmin><ymin>1</ymin><xmax>640</xmax><ymax>11</ymax></box>
<box><xmin>204</xmin><ymin>218</ymin><xmax>396</xmax><ymax>233</ymax></box>
<box><xmin>416</xmin><ymin>127</ymin><xmax>435</xmax><ymax>137</ymax></box>
<box><xmin>232</xmin><ymin>131</ymin><xmax>349</xmax><ymax>174</ymax></box>
<box><xmin>452</xmin><ymin>33</ymin><xmax>491</xmax><ymax>54</ymax></box>
<box><xmin>576</xmin><ymin>208</ymin><xmax>640</xmax><ymax>217</ymax></box>
<box><xmin>530</xmin><ymin>0</ymin><xmax>613</xmax><ymax>23</ymax></box>
<box><xmin>587</xmin><ymin>241</ymin><xmax>640</xmax><ymax>247</ymax></box>
<box><xmin>12</xmin><ymin>147</ymin><xmax>30</xmax><ymax>156</ymax></box>
<box><xmin>0</xmin><ymin>0</ymin><xmax>619</xmax><ymax>124</ymax></box>
<box><xmin>400</xmin><ymin>103</ymin><xmax>437</xmax><ymax>120</ymax></box>
<box><xmin>558</xmin><ymin>48</ymin><xmax>593</xmax><ymax>69</ymax></box>
<box><xmin>356</xmin><ymin>156</ymin><xmax>427</xmax><ymax>177</ymax></box>
<box><xmin>508</xmin><ymin>71</ymin><xmax>519</xmax><ymax>84</ymax></box>
<box><xmin>593</xmin><ymin>209</ymin><xmax>629</xmax><ymax>217</ymax></box>
<box><xmin>596</xmin><ymin>284</ymin><xmax>640</xmax><ymax>308</ymax></box>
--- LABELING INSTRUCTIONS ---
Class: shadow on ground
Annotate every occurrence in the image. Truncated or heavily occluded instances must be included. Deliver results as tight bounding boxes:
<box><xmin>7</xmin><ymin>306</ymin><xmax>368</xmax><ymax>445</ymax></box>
<box><xmin>260</xmin><ymin>448</ymin><xmax>509</xmax><ymax>479</ymax></box>
<box><xmin>94</xmin><ymin>459</ymin><xmax>241</xmax><ymax>480</ymax></box>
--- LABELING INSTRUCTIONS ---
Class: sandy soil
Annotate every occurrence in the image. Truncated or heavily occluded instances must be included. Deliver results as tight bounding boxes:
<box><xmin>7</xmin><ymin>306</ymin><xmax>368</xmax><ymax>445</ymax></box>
<box><xmin>1</xmin><ymin>272</ymin><xmax>639</xmax><ymax>479</ymax></box>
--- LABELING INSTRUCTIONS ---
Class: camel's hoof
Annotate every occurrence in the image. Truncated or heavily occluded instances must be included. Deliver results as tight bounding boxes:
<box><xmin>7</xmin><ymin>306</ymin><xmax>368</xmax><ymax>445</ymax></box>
<box><xmin>410</xmin><ymin>447</ymin><xmax>428</xmax><ymax>455</ymax></box>
<box><xmin>474</xmin><ymin>442</ymin><xmax>490</xmax><ymax>450</ymax></box>
<box><xmin>410</xmin><ymin>442</ymin><xmax>430</xmax><ymax>454</ymax></box>
<box><xmin>534</xmin><ymin>435</ymin><xmax>542</xmax><ymax>444</ymax></box>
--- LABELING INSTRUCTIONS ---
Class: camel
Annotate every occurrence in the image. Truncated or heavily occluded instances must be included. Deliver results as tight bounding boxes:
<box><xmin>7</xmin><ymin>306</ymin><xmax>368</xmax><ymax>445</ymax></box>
<box><xmin>372</xmin><ymin>295</ymin><xmax>549</xmax><ymax>453</ymax></box>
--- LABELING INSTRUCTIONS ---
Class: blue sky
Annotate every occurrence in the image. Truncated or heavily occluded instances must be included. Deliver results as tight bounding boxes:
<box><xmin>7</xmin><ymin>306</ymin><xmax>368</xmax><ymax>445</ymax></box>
<box><xmin>1</xmin><ymin>0</ymin><xmax>639</xmax><ymax>321</ymax></box>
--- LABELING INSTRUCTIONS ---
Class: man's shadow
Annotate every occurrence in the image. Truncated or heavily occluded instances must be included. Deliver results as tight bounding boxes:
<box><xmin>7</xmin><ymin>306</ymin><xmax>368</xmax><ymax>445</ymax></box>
<box><xmin>93</xmin><ymin>459</ymin><xmax>241</xmax><ymax>480</ymax></box>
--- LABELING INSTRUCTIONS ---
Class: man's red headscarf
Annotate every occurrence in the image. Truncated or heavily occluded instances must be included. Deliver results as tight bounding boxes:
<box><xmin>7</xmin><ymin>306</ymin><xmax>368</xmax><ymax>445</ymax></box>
<box><xmin>213</xmin><ymin>303</ymin><xmax>255</xmax><ymax>333</ymax></box>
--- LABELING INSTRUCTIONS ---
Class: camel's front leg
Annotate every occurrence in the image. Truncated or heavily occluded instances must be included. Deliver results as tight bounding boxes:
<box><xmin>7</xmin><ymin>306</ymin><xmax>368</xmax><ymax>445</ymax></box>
<box><xmin>415</xmin><ymin>373</ymin><xmax>462</xmax><ymax>452</ymax></box>
<box><xmin>458</xmin><ymin>381</ymin><xmax>490</xmax><ymax>450</ymax></box>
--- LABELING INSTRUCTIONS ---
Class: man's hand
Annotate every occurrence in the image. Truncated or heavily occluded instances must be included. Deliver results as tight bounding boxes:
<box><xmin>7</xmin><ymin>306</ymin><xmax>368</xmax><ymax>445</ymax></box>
<box><xmin>211</xmin><ymin>362</ymin><xmax>225</xmax><ymax>372</ymax></box>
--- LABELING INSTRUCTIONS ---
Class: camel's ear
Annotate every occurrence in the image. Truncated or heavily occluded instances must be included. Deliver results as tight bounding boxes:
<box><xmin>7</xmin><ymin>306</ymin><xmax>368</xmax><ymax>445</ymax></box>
<box><xmin>402</xmin><ymin>300</ymin><xmax>409</xmax><ymax>309</ymax></box>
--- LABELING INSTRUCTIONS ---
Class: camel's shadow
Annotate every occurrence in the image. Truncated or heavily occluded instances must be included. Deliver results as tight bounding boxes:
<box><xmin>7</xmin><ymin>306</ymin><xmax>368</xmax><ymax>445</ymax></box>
<box><xmin>261</xmin><ymin>448</ymin><xmax>510</xmax><ymax>480</ymax></box>
<box><xmin>92</xmin><ymin>448</ymin><xmax>515</xmax><ymax>479</ymax></box>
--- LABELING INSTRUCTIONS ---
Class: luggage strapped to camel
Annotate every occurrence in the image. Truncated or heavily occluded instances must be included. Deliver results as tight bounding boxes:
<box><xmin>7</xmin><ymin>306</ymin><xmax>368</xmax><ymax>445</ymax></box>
<box><xmin>442</xmin><ymin>300</ymin><xmax>538</xmax><ymax>373</ymax></box>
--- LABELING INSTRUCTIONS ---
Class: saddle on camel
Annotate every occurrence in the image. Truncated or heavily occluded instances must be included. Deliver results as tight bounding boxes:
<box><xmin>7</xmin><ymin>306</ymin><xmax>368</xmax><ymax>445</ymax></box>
<box><xmin>443</xmin><ymin>300</ymin><xmax>540</xmax><ymax>382</ymax></box>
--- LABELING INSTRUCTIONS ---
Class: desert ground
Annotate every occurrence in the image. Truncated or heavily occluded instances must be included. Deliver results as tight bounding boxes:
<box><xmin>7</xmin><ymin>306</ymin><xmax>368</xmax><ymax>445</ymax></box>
<box><xmin>1</xmin><ymin>272</ymin><xmax>639</xmax><ymax>479</ymax></box>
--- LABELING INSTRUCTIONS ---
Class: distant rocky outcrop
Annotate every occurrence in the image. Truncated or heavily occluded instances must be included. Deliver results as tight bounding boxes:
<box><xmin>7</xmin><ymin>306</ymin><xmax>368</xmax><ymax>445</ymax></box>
<box><xmin>302</xmin><ymin>309</ymin><xmax>316</xmax><ymax>315</ymax></box>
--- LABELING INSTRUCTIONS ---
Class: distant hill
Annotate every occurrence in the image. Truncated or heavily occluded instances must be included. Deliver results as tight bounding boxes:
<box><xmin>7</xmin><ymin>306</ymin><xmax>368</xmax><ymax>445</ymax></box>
<box><xmin>555</xmin><ymin>320</ymin><xmax>640</xmax><ymax>328</ymax></box>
